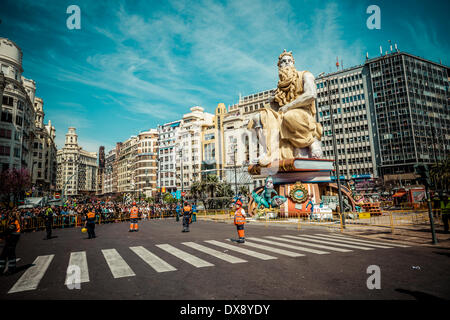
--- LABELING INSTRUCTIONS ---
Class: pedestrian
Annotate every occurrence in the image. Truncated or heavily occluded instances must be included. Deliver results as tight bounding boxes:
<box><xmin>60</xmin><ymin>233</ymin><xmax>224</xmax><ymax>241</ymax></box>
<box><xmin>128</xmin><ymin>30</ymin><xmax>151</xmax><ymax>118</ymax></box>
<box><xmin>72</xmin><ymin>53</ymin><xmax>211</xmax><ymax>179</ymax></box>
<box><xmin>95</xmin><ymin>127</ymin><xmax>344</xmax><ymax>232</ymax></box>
<box><xmin>176</xmin><ymin>203</ymin><xmax>180</xmax><ymax>222</ymax></box>
<box><xmin>306</xmin><ymin>195</ymin><xmax>314</xmax><ymax>219</ymax></box>
<box><xmin>231</xmin><ymin>199</ymin><xmax>246</xmax><ymax>243</ymax></box>
<box><xmin>441</xmin><ymin>195</ymin><xmax>450</xmax><ymax>234</ymax></box>
<box><xmin>129</xmin><ymin>202</ymin><xmax>139</xmax><ymax>232</ymax></box>
<box><xmin>182</xmin><ymin>202</ymin><xmax>192</xmax><ymax>233</ymax></box>
<box><xmin>191</xmin><ymin>203</ymin><xmax>197</xmax><ymax>222</ymax></box>
<box><xmin>85</xmin><ymin>207</ymin><xmax>96</xmax><ymax>239</ymax></box>
<box><xmin>43</xmin><ymin>206</ymin><xmax>54</xmax><ymax>240</ymax></box>
<box><xmin>0</xmin><ymin>212</ymin><xmax>21</xmax><ymax>275</ymax></box>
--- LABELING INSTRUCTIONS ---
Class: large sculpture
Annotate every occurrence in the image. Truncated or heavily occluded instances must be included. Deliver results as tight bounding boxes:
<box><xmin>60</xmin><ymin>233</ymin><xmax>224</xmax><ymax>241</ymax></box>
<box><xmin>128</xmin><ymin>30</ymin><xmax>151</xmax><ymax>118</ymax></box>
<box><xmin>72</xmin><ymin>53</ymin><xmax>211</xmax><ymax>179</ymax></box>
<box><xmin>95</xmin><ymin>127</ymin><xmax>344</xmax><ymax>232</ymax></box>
<box><xmin>248</xmin><ymin>50</ymin><xmax>323</xmax><ymax>166</ymax></box>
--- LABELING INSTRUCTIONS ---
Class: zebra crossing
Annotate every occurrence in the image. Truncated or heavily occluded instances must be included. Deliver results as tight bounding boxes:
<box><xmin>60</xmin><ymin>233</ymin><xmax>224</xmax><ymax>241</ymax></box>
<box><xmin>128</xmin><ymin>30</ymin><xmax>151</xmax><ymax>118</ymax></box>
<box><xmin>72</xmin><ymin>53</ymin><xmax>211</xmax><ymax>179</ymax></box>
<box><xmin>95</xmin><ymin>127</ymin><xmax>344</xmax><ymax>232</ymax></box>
<box><xmin>5</xmin><ymin>233</ymin><xmax>411</xmax><ymax>294</ymax></box>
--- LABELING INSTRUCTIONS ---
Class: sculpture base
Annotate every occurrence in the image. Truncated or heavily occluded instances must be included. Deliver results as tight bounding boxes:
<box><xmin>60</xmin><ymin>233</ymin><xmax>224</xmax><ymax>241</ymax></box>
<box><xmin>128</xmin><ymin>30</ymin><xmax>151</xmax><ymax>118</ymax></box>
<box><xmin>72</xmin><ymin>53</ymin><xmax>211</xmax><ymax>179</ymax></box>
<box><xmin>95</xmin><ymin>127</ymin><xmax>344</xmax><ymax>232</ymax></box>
<box><xmin>248</xmin><ymin>158</ymin><xmax>356</xmax><ymax>217</ymax></box>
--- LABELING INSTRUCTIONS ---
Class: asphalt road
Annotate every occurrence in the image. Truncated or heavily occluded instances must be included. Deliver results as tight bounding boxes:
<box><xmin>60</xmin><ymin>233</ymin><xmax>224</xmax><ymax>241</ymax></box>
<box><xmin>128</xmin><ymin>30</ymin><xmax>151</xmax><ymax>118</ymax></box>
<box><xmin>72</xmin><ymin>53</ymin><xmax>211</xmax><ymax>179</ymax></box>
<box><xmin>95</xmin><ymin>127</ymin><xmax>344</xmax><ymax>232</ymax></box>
<box><xmin>1</xmin><ymin>218</ymin><xmax>449</xmax><ymax>300</ymax></box>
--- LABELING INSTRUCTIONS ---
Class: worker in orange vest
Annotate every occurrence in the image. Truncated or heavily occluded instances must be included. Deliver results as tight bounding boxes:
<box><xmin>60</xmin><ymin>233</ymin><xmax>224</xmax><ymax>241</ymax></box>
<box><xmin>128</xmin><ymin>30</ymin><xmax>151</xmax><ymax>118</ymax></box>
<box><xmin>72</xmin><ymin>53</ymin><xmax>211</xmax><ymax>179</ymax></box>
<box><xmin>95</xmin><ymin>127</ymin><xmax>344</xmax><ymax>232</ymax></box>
<box><xmin>129</xmin><ymin>202</ymin><xmax>139</xmax><ymax>232</ymax></box>
<box><xmin>232</xmin><ymin>199</ymin><xmax>246</xmax><ymax>243</ymax></box>
<box><xmin>182</xmin><ymin>201</ymin><xmax>192</xmax><ymax>233</ymax></box>
<box><xmin>85</xmin><ymin>208</ymin><xmax>96</xmax><ymax>239</ymax></box>
<box><xmin>0</xmin><ymin>212</ymin><xmax>21</xmax><ymax>275</ymax></box>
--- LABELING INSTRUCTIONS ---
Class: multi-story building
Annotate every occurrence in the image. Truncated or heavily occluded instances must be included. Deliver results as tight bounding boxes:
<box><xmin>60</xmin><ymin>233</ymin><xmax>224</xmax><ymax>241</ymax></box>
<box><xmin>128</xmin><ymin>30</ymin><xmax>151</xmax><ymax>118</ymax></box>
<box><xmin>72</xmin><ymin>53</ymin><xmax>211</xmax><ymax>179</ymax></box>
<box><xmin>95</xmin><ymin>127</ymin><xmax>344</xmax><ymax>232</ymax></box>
<box><xmin>96</xmin><ymin>146</ymin><xmax>105</xmax><ymax>195</ymax></box>
<box><xmin>31</xmin><ymin>97</ymin><xmax>57</xmax><ymax>195</ymax></box>
<box><xmin>200</xmin><ymin>103</ymin><xmax>226</xmax><ymax>181</ymax></box>
<box><xmin>366</xmin><ymin>51</ymin><xmax>450</xmax><ymax>184</ymax></box>
<box><xmin>316</xmin><ymin>65</ymin><xmax>378</xmax><ymax>181</ymax></box>
<box><xmin>0</xmin><ymin>38</ymin><xmax>36</xmax><ymax>174</ymax></box>
<box><xmin>102</xmin><ymin>148</ymin><xmax>115</xmax><ymax>195</ymax></box>
<box><xmin>157</xmin><ymin>120</ymin><xmax>181</xmax><ymax>194</ymax></box>
<box><xmin>222</xmin><ymin>90</ymin><xmax>276</xmax><ymax>192</ymax></box>
<box><xmin>134</xmin><ymin>129</ymin><xmax>158</xmax><ymax>198</ymax></box>
<box><xmin>56</xmin><ymin>127</ymin><xmax>98</xmax><ymax>196</ymax></box>
<box><xmin>176</xmin><ymin>106</ymin><xmax>214</xmax><ymax>192</ymax></box>
<box><xmin>117</xmin><ymin>136</ymin><xmax>137</xmax><ymax>194</ymax></box>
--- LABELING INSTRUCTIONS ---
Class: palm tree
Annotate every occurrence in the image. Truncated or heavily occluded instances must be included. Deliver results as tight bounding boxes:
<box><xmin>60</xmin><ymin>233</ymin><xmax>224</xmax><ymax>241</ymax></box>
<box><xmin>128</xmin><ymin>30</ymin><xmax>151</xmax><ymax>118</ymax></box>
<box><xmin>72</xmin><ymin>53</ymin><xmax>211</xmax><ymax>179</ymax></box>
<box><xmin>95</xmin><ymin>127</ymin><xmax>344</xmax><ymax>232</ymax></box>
<box><xmin>430</xmin><ymin>155</ymin><xmax>450</xmax><ymax>196</ymax></box>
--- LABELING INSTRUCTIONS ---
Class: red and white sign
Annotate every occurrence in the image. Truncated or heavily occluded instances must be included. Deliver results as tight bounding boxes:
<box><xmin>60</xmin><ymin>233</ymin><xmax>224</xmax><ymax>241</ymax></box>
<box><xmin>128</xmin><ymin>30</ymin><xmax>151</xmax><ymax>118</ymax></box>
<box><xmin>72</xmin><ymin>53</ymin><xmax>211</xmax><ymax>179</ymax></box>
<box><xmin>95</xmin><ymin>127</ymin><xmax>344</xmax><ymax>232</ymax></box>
<box><xmin>181</xmin><ymin>192</ymin><xmax>186</xmax><ymax>197</ymax></box>
<box><xmin>55</xmin><ymin>193</ymin><xmax>60</xmax><ymax>199</ymax></box>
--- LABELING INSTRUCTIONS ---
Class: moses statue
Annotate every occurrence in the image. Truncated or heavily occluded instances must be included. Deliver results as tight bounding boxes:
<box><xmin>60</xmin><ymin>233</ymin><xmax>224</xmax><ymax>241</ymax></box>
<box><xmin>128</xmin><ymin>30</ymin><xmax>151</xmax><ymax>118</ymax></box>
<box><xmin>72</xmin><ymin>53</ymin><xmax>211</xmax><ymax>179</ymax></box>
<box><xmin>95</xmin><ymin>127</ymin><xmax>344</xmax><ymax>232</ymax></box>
<box><xmin>248</xmin><ymin>50</ymin><xmax>323</xmax><ymax>166</ymax></box>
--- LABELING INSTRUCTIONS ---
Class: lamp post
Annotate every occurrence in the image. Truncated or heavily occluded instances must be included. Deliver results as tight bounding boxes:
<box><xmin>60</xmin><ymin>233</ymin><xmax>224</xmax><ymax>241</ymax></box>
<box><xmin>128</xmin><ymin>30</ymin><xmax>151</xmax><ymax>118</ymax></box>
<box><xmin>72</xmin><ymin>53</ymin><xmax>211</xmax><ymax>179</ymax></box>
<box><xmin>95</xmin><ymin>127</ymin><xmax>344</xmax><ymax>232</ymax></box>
<box><xmin>232</xmin><ymin>142</ymin><xmax>238</xmax><ymax>197</ymax></box>
<box><xmin>327</xmin><ymin>78</ymin><xmax>345</xmax><ymax>227</ymax></box>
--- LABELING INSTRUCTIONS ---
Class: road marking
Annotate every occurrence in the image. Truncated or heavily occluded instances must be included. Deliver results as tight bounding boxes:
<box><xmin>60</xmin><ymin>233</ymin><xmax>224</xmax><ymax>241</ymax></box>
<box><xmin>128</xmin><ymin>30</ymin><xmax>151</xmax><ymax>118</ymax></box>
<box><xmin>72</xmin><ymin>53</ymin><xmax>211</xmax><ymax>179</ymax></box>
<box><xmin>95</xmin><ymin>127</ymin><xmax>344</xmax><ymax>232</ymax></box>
<box><xmin>182</xmin><ymin>242</ymin><xmax>247</xmax><ymax>264</ymax></box>
<box><xmin>283</xmin><ymin>235</ymin><xmax>374</xmax><ymax>250</ymax></box>
<box><xmin>65</xmin><ymin>251</ymin><xmax>89</xmax><ymax>285</ymax></box>
<box><xmin>270</xmin><ymin>236</ymin><xmax>352</xmax><ymax>252</ymax></box>
<box><xmin>156</xmin><ymin>244</ymin><xmax>214</xmax><ymax>268</ymax></box>
<box><xmin>102</xmin><ymin>249</ymin><xmax>136</xmax><ymax>278</ymax></box>
<box><xmin>307</xmin><ymin>234</ymin><xmax>393</xmax><ymax>248</ymax></box>
<box><xmin>315</xmin><ymin>233</ymin><xmax>410</xmax><ymax>247</ymax></box>
<box><xmin>236</xmin><ymin>240</ymin><xmax>305</xmax><ymax>257</ymax></box>
<box><xmin>247</xmin><ymin>237</ymin><xmax>329</xmax><ymax>254</ymax></box>
<box><xmin>205</xmin><ymin>240</ymin><xmax>277</xmax><ymax>260</ymax></box>
<box><xmin>8</xmin><ymin>255</ymin><xmax>54</xmax><ymax>294</ymax></box>
<box><xmin>130</xmin><ymin>246</ymin><xmax>177</xmax><ymax>273</ymax></box>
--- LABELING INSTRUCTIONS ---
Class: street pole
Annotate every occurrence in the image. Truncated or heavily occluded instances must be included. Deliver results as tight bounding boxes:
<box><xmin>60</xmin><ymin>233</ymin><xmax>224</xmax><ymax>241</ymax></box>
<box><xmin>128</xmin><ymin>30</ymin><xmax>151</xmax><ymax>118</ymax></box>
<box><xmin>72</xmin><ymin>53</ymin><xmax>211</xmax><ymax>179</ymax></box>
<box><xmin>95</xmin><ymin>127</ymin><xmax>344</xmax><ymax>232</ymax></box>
<box><xmin>327</xmin><ymin>78</ymin><xmax>345</xmax><ymax>227</ymax></box>
<box><xmin>425</xmin><ymin>182</ymin><xmax>438</xmax><ymax>244</ymax></box>
<box><xmin>180</xmin><ymin>148</ymin><xmax>184</xmax><ymax>204</ymax></box>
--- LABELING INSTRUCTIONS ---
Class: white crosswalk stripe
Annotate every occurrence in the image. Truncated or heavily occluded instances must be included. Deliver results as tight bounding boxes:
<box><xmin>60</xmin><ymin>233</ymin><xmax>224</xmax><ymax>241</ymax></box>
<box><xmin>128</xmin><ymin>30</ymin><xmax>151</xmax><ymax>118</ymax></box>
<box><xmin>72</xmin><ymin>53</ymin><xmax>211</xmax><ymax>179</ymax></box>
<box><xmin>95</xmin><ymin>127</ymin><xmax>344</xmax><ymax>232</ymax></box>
<box><xmin>8</xmin><ymin>255</ymin><xmax>54</xmax><ymax>294</ymax></box>
<box><xmin>205</xmin><ymin>240</ymin><xmax>277</xmax><ymax>260</ymax></box>
<box><xmin>102</xmin><ymin>249</ymin><xmax>136</xmax><ymax>278</ymax></box>
<box><xmin>130</xmin><ymin>246</ymin><xmax>177</xmax><ymax>273</ymax></box>
<box><xmin>315</xmin><ymin>234</ymin><xmax>410</xmax><ymax>247</ymax></box>
<box><xmin>156</xmin><ymin>244</ymin><xmax>214</xmax><ymax>268</ymax></box>
<box><xmin>182</xmin><ymin>242</ymin><xmax>247</xmax><ymax>264</ymax></box>
<box><xmin>247</xmin><ymin>237</ymin><xmax>330</xmax><ymax>254</ymax></box>
<box><xmin>65</xmin><ymin>251</ymin><xmax>89</xmax><ymax>286</ymax></box>
<box><xmin>283</xmin><ymin>235</ymin><xmax>374</xmax><ymax>250</ymax></box>
<box><xmin>269</xmin><ymin>236</ymin><xmax>352</xmax><ymax>252</ymax></box>
<box><xmin>233</xmin><ymin>240</ymin><xmax>305</xmax><ymax>257</ymax></box>
<box><xmin>304</xmin><ymin>234</ymin><xmax>393</xmax><ymax>248</ymax></box>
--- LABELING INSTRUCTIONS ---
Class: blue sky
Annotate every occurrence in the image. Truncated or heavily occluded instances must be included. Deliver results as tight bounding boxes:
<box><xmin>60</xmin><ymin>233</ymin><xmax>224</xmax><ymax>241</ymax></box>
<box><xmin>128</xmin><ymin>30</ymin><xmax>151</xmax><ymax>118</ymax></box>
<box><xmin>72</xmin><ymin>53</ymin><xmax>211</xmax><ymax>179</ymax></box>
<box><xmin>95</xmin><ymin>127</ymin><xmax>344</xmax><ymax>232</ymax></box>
<box><xmin>1</xmin><ymin>0</ymin><xmax>449</xmax><ymax>153</ymax></box>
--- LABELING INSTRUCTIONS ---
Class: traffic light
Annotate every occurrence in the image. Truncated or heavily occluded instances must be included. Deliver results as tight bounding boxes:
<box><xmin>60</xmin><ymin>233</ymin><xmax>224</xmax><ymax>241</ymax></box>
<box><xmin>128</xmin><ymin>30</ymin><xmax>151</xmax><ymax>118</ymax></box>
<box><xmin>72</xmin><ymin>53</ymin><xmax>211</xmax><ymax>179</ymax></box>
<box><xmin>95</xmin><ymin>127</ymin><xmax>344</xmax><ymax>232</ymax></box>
<box><xmin>414</xmin><ymin>164</ymin><xmax>432</xmax><ymax>187</ymax></box>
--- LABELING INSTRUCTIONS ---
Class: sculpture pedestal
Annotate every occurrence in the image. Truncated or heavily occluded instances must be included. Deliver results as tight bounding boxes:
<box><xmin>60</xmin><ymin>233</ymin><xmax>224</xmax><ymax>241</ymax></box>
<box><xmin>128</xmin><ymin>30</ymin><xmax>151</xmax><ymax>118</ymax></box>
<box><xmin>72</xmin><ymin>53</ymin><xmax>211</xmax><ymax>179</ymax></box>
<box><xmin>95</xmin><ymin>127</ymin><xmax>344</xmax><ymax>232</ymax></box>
<box><xmin>248</xmin><ymin>158</ymin><xmax>355</xmax><ymax>217</ymax></box>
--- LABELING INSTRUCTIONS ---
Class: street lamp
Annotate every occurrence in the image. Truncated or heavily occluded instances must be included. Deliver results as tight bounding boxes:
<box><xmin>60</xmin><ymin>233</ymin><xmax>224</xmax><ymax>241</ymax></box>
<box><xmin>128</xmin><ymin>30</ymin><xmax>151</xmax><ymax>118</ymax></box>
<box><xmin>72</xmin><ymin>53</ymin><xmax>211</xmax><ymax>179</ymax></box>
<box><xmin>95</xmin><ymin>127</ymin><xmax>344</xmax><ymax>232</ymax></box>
<box><xmin>231</xmin><ymin>142</ymin><xmax>238</xmax><ymax>197</ymax></box>
<box><xmin>327</xmin><ymin>78</ymin><xmax>345</xmax><ymax>227</ymax></box>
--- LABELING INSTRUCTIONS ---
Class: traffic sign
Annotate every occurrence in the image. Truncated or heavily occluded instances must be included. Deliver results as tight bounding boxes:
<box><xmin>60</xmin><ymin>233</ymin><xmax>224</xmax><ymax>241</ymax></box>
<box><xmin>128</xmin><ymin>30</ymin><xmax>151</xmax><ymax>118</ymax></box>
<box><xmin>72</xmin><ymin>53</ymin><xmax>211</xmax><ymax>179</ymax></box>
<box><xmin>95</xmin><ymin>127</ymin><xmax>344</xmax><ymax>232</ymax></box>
<box><xmin>176</xmin><ymin>190</ymin><xmax>181</xmax><ymax>199</ymax></box>
<box><xmin>181</xmin><ymin>192</ymin><xmax>186</xmax><ymax>197</ymax></box>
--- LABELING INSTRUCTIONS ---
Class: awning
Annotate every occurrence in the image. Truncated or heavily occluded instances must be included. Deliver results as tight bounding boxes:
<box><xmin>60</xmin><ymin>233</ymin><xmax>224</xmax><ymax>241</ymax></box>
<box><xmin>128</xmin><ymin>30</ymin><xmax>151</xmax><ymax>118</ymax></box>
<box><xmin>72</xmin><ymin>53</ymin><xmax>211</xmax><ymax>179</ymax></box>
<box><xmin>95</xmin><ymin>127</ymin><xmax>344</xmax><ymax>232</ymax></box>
<box><xmin>392</xmin><ymin>191</ymin><xmax>407</xmax><ymax>197</ymax></box>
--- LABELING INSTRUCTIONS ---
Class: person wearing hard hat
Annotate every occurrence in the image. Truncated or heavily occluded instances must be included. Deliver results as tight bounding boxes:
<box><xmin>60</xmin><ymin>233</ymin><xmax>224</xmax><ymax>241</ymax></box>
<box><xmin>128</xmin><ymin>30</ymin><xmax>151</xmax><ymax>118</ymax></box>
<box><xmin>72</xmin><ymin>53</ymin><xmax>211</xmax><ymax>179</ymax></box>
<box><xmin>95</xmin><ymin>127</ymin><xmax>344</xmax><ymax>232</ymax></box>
<box><xmin>0</xmin><ymin>211</ymin><xmax>21</xmax><ymax>275</ymax></box>
<box><xmin>129</xmin><ymin>202</ymin><xmax>139</xmax><ymax>232</ymax></box>
<box><xmin>85</xmin><ymin>206</ymin><xmax>96</xmax><ymax>239</ymax></box>
<box><xmin>232</xmin><ymin>199</ymin><xmax>246</xmax><ymax>243</ymax></box>
<box><xmin>441</xmin><ymin>195</ymin><xmax>450</xmax><ymax>233</ymax></box>
<box><xmin>182</xmin><ymin>201</ymin><xmax>192</xmax><ymax>233</ymax></box>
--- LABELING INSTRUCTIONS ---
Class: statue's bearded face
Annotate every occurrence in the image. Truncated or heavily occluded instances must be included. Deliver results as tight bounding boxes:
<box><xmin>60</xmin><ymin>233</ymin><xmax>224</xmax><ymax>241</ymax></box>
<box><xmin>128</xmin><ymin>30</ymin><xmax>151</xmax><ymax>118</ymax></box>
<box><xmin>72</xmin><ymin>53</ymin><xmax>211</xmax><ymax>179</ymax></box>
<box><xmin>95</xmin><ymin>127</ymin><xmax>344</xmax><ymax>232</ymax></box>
<box><xmin>279</xmin><ymin>55</ymin><xmax>294</xmax><ymax>69</ymax></box>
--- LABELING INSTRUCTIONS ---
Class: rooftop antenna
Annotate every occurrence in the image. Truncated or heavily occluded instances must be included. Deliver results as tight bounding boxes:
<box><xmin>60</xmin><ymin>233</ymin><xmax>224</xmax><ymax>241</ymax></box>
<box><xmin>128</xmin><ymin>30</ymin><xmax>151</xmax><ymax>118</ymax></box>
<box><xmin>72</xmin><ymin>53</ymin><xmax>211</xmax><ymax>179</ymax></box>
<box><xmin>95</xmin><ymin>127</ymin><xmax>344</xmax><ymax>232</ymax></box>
<box><xmin>336</xmin><ymin>57</ymin><xmax>339</xmax><ymax>71</ymax></box>
<box><xmin>380</xmin><ymin>46</ymin><xmax>383</xmax><ymax>56</ymax></box>
<box><xmin>366</xmin><ymin>52</ymin><xmax>369</xmax><ymax>60</ymax></box>
<box><xmin>395</xmin><ymin>43</ymin><xmax>399</xmax><ymax>52</ymax></box>
<box><xmin>388</xmin><ymin>40</ymin><xmax>392</xmax><ymax>52</ymax></box>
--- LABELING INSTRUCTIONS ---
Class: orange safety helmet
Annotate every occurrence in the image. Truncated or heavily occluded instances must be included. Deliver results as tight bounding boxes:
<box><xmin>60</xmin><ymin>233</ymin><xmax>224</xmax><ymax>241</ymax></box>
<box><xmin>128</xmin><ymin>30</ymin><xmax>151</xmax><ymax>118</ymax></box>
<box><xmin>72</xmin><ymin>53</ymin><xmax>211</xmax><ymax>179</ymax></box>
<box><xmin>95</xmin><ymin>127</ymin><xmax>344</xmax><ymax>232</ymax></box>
<box><xmin>235</xmin><ymin>199</ymin><xmax>242</xmax><ymax>207</ymax></box>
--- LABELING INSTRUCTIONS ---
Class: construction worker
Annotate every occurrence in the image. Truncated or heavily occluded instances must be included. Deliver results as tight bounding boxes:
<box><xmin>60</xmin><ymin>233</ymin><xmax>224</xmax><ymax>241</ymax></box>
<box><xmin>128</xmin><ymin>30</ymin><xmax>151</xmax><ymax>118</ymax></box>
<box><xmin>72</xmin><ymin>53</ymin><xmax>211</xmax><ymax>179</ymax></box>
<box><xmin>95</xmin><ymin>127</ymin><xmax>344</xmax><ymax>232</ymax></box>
<box><xmin>85</xmin><ymin>207</ymin><xmax>96</xmax><ymax>239</ymax></box>
<box><xmin>0</xmin><ymin>212</ymin><xmax>21</xmax><ymax>275</ymax></box>
<box><xmin>182</xmin><ymin>201</ymin><xmax>192</xmax><ymax>233</ymax></box>
<box><xmin>441</xmin><ymin>195</ymin><xmax>450</xmax><ymax>234</ymax></box>
<box><xmin>129</xmin><ymin>202</ymin><xmax>139</xmax><ymax>232</ymax></box>
<box><xmin>43</xmin><ymin>206</ymin><xmax>54</xmax><ymax>240</ymax></box>
<box><xmin>232</xmin><ymin>199</ymin><xmax>246</xmax><ymax>243</ymax></box>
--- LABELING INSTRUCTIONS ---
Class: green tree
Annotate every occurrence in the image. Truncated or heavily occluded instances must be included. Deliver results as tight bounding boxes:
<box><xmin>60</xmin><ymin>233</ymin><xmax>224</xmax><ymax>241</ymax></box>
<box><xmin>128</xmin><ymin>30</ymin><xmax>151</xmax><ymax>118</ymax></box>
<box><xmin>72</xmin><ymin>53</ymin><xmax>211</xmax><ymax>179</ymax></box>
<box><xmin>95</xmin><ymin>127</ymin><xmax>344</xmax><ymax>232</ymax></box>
<box><xmin>430</xmin><ymin>155</ymin><xmax>450</xmax><ymax>196</ymax></box>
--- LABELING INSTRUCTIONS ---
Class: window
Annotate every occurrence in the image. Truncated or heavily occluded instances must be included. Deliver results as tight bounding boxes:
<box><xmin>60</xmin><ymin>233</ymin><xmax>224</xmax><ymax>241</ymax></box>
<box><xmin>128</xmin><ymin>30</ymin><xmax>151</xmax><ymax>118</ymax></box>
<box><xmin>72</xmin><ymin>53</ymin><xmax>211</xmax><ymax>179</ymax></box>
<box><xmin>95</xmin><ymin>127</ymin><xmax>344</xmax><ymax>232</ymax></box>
<box><xmin>1</xmin><ymin>110</ymin><xmax>13</xmax><ymax>123</ymax></box>
<box><xmin>14</xmin><ymin>148</ymin><xmax>20</xmax><ymax>158</ymax></box>
<box><xmin>2</xmin><ymin>96</ymin><xmax>14</xmax><ymax>106</ymax></box>
<box><xmin>0</xmin><ymin>145</ymin><xmax>10</xmax><ymax>156</ymax></box>
<box><xmin>16</xmin><ymin>115</ymin><xmax>23</xmax><ymax>126</ymax></box>
<box><xmin>0</xmin><ymin>128</ymin><xmax>12</xmax><ymax>139</ymax></box>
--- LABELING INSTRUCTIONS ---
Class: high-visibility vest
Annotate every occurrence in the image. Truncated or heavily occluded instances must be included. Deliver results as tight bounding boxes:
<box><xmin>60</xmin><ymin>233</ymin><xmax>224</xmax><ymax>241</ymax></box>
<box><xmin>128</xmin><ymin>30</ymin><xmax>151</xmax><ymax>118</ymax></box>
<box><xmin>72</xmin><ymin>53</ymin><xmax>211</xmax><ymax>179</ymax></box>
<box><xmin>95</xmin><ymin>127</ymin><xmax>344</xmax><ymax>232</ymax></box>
<box><xmin>87</xmin><ymin>212</ymin><xmax>95</xmax><ymax>219</ymax></box>
<box><xmin>441</xmin><ymin>201</ymin><xmax>450</xmax><ymax>215</ymax></box>
<box><xmin>130</xmin><ymin>206</ymin><xmax>139</xmax><ymax>219</ymax></box>
<box><xmin>183</xmin><ymin>206</ymin><xmax>191</xmax><ymax>214</ymax></box>
<box><xmin>234</xmin><ymin>208</ymin><xmax>246</xmax><ymax>225</ymax></box>
<box><xmin>9</xmin><ymin>219</ymin><xmax>21</xmax><ymax>234</ymax></box>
